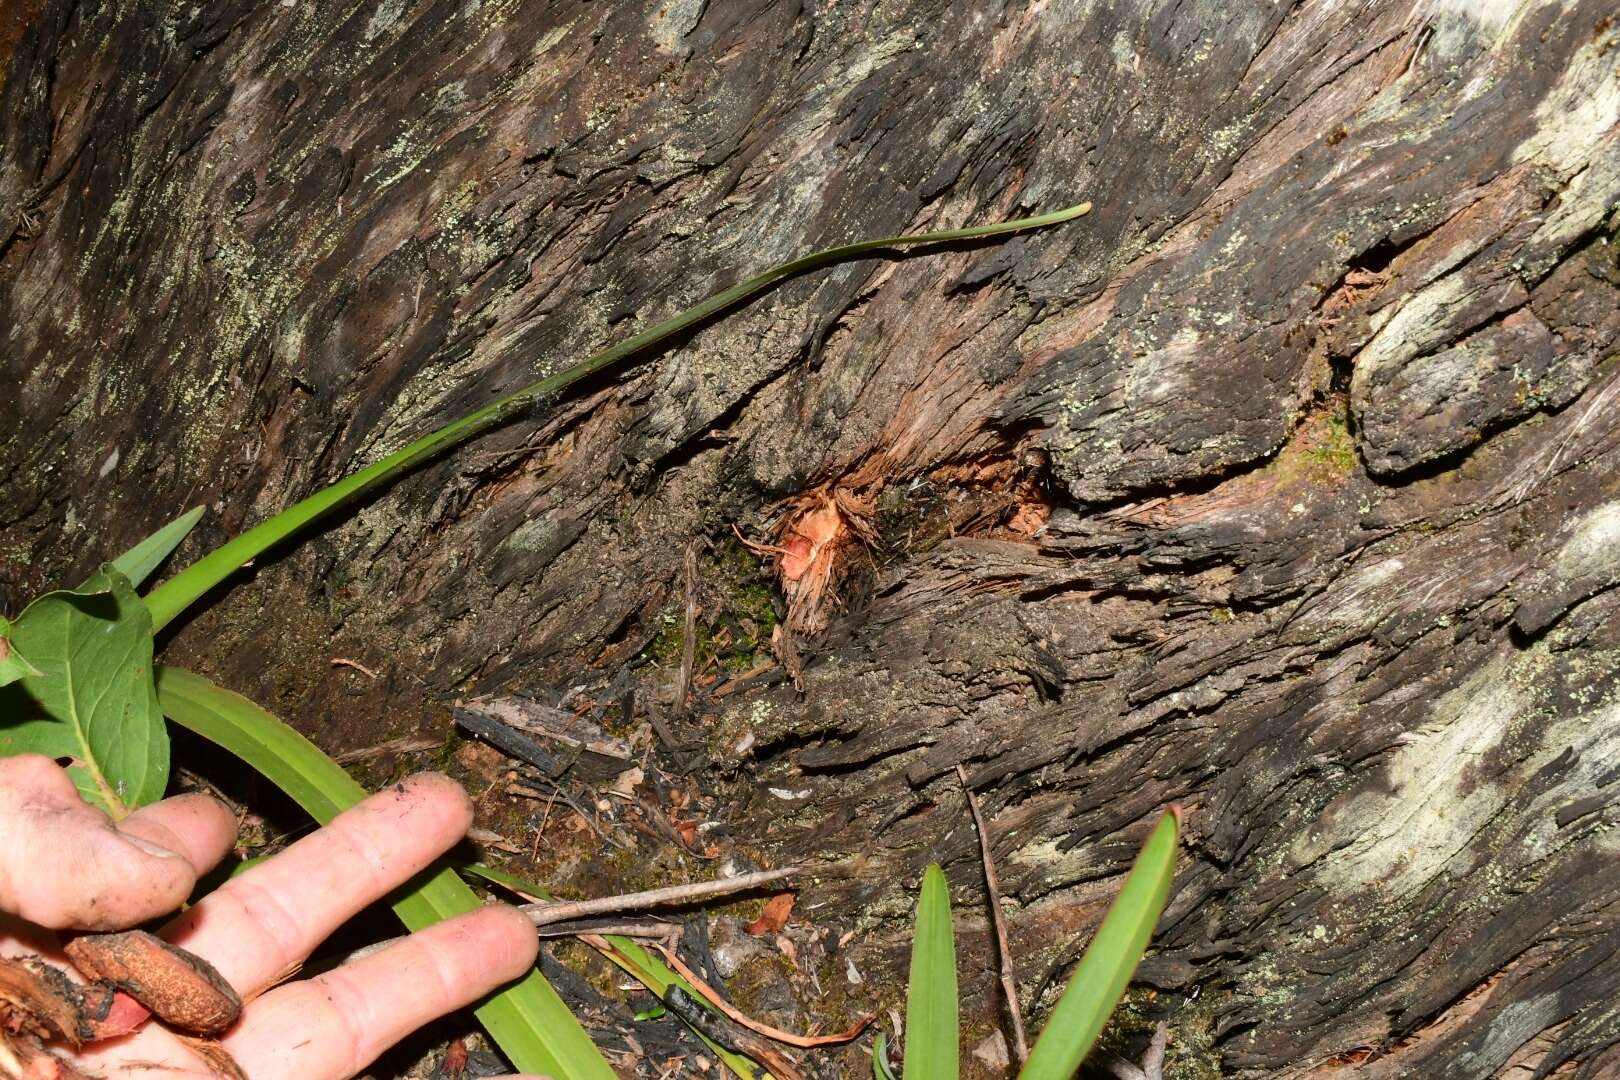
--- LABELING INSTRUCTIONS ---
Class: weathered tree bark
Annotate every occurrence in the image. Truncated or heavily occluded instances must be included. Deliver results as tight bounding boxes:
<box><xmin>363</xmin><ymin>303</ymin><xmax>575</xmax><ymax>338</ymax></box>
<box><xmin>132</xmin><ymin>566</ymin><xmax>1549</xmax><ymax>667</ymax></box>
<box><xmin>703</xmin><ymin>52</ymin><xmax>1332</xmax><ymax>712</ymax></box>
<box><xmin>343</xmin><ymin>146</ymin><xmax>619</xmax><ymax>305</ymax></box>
<box><xmin>4</xmin><ymin>0</ymin><xmax>1620</xmax><ymax>1077</ymax></box>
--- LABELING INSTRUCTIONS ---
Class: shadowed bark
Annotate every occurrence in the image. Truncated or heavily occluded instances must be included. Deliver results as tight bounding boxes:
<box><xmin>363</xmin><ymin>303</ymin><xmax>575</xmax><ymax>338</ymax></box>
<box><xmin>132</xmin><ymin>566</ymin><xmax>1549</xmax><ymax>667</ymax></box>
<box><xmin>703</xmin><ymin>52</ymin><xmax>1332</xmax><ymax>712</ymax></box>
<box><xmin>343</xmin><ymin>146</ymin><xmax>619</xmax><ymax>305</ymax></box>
<box><xmin>3</xmin><ymin>0</ymin><xmax>1619</xmax><ymax>1077</ymax></box>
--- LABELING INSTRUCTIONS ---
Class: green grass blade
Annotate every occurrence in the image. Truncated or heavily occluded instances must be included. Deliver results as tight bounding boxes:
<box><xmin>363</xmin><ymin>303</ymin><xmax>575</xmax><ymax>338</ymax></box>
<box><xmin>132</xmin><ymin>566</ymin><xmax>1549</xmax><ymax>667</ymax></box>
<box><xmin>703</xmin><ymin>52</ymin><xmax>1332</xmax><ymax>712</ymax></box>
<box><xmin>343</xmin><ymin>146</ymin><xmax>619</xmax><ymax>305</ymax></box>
<box><xmin>1017</xmin><ymin>810</ymin><xmax>1181</xmax><ymax>1080</ymax></box>
<box><xmin>143</xmin><ymin>203</ymin><xmax>1091</xmax><ymax>633</ymax></box>
<box><xmin>871</xmin><ymin>1030</ymin><xmax>899</xmax><ymax>1080</ymax></box>
<box><xmin>464</xmin><ymin>863</ymin><xmax>768</xmax><ymax>1080</ymax></box>
<box><xmin>153</xmin><ymin>665</ymin><xmax>616</xmax><ymax>1080</ymax></box>
<box><xmin>109</xmin><ymin>506</ymin><xmax>205</xmax><ymax>590</ymax></box>
<box><xmin>905</xmin><ymin>864</ymin><xmax>958</xmax><ymax>1080</ymax></box>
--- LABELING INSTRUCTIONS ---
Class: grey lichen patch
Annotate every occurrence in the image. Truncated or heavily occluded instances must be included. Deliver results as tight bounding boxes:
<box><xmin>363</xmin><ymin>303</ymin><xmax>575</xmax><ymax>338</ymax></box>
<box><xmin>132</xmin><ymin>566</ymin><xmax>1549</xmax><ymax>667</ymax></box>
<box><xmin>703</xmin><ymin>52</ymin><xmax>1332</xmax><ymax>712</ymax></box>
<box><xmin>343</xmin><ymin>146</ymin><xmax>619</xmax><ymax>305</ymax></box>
<box><xmin>646</xmin><ymin>0</ymin><xmax>704</xmax><ymax>55</ymax></box>
<box><xmin>1299</xmin><ymin>647</ymin><xmax>1541</xmax><ymax>896</ymax></box>
<box><xmin>1298</xmin><ymin>639</ymin><xmax>1620</xmax><ymax>928</ymax></box>
<box><xmin>1551</xmin><ymin>501</ymin><xmax>1620</xmax><ymax>583</ymax></box>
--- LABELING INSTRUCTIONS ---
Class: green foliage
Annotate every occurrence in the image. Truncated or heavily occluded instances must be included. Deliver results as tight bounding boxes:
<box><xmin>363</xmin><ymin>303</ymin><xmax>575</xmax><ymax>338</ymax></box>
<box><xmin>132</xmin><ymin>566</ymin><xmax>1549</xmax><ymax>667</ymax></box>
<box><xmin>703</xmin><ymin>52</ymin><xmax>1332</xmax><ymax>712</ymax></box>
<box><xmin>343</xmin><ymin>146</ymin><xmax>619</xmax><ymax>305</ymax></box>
<box><xmin>0</xmin><ymin>615</ymin><xmax>44</xmax><ymax>687</ymax></box>
<box><xmin>883</xmin><ymin>812</ymin><xmax>1179</xmax><ymax>1080</ymax></box>
<box><xmin>155</xmin><ymin>666</ymin><xmax>614</xmax><ymax>1080</ymax></box>
<box><xmin>0</xmin><ymin>569</ymin><xmax>167</xmax><ymax>815</ymax></box>
<box><xmin>871</xmin><ymin>1031</ymin><xmax>899</xmax><ymax>1079</ymax></box>
<box><xmin>108</xmin><ymin>506</ymin><xmax>205</xmax><ymax>589</ymax></box>
<box><xmin>0</xmin><ymin>505</ymin><xmax>204</xmax><ymax>799</ymax></box>
<box><xmin>905</xmin><ymin>864</ymin><xmax>959</xmax><ymax>1080</ymax></box>
<box><xmin>1019</xmin><ymin>809</ymin><xmax>1180</xmax><ymax>1080</ymax></box>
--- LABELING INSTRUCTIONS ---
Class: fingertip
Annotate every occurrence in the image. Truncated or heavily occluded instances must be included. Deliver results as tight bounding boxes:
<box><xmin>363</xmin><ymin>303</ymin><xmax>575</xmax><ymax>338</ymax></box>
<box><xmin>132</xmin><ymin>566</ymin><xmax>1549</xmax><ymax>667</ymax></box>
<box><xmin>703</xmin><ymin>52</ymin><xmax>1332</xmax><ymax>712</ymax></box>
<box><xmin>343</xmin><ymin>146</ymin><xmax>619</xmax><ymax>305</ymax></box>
<box><xmin>398</xmin><ymin>771</ymin><xmax>475</xmax><ymax>832</ymax></box>
<box><xmin>470</xmin><ymin>903</ymin><xmax>540</xmax><ymax>980</ymax></box>
<box><xmin>0</xmin><ymin>753</ymin><xmax>78</xmax><ymax>803</ymax></box>
<box><xmin>120</xmin><ymin>794</ymin><xmax>238</xmax><ymax>876</ymax></box>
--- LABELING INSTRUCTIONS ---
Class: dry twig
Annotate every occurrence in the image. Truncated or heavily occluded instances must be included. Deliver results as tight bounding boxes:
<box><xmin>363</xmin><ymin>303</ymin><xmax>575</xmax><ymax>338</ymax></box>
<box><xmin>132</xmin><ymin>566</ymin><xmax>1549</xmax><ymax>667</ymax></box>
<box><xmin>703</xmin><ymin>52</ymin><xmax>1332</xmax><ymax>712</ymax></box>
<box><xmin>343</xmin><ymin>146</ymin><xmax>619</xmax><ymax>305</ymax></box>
<box><xmin>332</xmin><ymin>735</ymin><xmax>440</xmax><ymax>765</ymax></box>
<box><xmin>957</xmin><ymin>763</ymin><xmax>1028</xmax><ymax>1063</ymax></box>
<box><xmin>674</xmin><ymin>540</ymin><xmax>701</xmax><ymax>720</ymax></box>
<box><xmin>520</xmin><ymin>867</ymin><xmax>800</xmax><ymax>927</ymax></box>
<box><xmin>329</xmin><ymin>657</ymin><xmax>378</xmax><ymax>679</ymax></box>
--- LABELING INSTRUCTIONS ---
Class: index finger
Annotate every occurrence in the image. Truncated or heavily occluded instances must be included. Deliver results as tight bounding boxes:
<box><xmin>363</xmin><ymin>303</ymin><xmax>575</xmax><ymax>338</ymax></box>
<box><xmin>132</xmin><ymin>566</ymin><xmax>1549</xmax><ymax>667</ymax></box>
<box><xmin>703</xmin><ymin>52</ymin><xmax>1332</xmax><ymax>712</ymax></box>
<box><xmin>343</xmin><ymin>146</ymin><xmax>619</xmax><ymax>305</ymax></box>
<box><xmin>163</xmin><ymin>773</ymin><xmax>473</xmax><ymax>995</ymax></box>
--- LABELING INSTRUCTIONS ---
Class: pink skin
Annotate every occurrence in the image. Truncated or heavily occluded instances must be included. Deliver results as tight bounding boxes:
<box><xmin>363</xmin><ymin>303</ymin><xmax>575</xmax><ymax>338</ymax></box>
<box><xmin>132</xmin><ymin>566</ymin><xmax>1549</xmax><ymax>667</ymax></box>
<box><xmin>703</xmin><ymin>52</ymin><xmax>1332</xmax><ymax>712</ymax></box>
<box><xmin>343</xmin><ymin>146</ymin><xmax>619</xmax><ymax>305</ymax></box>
<box><xmin>0</xmin><ymin>755</ymin><xmax>551</xmax><ymax>1080</ymax></box>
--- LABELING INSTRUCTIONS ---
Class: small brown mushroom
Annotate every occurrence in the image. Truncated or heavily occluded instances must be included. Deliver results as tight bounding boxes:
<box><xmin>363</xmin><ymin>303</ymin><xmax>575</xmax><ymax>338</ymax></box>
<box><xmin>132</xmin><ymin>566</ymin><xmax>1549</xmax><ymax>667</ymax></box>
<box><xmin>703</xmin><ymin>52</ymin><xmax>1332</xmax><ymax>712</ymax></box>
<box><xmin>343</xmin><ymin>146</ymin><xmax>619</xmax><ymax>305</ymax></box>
<box><xmin>64</xmin><ymin>932</ymin><xmax>241</xmax><ymax>1037</ymax></box>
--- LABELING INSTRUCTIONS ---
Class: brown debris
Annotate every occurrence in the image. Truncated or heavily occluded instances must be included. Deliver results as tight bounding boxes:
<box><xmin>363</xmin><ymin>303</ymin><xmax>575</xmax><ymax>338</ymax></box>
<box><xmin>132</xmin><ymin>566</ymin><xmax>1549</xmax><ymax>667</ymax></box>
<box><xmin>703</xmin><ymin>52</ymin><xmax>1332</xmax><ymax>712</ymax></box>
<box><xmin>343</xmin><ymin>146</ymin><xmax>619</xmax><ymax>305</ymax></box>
<box><xmin>453</xmin><ymin>696</ymin><xmax>633</xmax><ymax>780</ymax></box>
<box><xmin>177</xmin><ymin>1036</ymin><xmax>250</xmax><ymax>1080</ymax></box>
<box><xmin>0</xmin><ymin>959</ymin><xmax>89</xmax><ymax>1045</ymax></box>
<box><xmin>742</xmin><ymin>893</ymin><xmax>795</xmax><ymax>937</ymax></box>
<box><xmin>65</xmin><ymin>931</ymin><xmax>241</xmax><ymax>1037</ymax></box>
<box><xmin>0</xmin><ymin>956</ymin><xmax>147</xmax><ymax>1080</ymax></box>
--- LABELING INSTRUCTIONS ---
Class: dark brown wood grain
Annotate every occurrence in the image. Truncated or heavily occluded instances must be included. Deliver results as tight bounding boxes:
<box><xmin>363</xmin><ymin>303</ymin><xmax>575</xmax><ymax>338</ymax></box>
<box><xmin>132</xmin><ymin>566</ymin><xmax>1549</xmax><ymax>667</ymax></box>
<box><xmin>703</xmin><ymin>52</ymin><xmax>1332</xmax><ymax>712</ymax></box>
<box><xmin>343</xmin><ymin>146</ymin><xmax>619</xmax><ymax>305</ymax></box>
<box><xmin>3</xmin><ymin>1</ymin><xmax>1618</xmax><ymax>1076</ymax></box>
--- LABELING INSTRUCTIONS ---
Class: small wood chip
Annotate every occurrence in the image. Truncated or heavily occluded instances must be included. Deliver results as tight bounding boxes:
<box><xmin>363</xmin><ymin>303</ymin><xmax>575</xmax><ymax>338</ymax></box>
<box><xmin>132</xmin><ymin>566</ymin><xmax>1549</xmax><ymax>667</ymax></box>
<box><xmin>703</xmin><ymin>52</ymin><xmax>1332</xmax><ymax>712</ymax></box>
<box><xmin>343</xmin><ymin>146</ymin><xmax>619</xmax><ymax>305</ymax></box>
<box><xmin>742</xmin><ymin>893</ymin><xmax>795</xmax><ymax>937</ymax></box>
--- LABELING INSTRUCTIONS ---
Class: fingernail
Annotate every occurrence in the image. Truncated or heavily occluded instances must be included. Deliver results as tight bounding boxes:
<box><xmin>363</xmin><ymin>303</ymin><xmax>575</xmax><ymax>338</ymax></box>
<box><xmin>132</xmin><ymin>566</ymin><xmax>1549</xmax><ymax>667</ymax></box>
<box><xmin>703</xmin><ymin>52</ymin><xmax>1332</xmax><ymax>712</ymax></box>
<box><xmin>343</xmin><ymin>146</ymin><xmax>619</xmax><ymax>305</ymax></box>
<box><xmin>126</xmin><ymin>835</ymin><xmax>183</xmax><ymax>860</ymax></box>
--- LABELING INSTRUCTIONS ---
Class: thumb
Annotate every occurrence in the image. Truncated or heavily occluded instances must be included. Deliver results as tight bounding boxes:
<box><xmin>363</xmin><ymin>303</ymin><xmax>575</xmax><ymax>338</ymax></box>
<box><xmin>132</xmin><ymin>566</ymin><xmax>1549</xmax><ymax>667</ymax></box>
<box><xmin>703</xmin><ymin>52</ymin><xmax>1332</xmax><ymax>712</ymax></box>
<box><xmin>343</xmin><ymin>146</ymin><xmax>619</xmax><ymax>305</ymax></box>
<box><xmin>0</xmin><ymin>754</ymin><xmax>234</xmax><ymax>930</ymax></box>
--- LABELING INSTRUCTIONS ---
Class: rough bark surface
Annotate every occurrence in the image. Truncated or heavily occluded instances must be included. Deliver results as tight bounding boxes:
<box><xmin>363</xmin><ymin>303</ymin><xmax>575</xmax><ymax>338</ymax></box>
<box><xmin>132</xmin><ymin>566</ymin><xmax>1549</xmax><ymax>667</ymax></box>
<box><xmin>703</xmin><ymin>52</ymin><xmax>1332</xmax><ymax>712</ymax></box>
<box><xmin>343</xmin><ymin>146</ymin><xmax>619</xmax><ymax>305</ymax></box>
<box><xmin>3</xmin><ymin>1</ymin><xmax>1620</xmax><ymax>1077</ymax></box>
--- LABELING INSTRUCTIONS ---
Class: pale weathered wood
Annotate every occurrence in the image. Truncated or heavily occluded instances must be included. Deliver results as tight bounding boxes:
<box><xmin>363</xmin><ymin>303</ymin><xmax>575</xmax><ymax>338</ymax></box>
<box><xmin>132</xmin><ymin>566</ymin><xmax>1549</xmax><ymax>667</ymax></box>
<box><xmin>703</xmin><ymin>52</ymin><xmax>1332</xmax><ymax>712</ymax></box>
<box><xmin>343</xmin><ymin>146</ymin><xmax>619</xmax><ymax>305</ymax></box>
<box><xmin>3</xmin><ymin>1</ymin><xmax>1619</xmax><ymax>1076</ymax></box>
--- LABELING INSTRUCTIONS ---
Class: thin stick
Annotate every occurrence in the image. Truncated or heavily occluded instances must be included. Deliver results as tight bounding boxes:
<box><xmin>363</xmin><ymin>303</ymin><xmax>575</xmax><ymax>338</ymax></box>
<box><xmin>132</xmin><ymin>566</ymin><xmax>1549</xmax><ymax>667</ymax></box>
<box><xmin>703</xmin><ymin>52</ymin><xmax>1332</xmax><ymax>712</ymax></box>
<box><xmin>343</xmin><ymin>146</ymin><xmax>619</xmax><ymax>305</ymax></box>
<box><xmin>674</xmin><ymin>541</ymin><xmax>701</xmax><ymax>719</ymax></box>
<box><xmin>520</xmin><ymin>866</ymin><xmax>799</xmax><ymax>927</ymax></box>
<box><xmin>651</xmin><ymin>941</ymin><xmax>876</xmax><ymax>1048</ymax></box>
<box><xmin>957</xmin><ymin>764</ymin><xmax>1028</xmax><ymax>1063</ymax></box>
<box><xmin>533</xmin><ymin>920</ymin><xmax>676</xmax><ymax>939</ymax></box>
<box><xmin>332</xmin><ymin>734</ymin><xmax>438</xmax><ymax>764</ymax></box>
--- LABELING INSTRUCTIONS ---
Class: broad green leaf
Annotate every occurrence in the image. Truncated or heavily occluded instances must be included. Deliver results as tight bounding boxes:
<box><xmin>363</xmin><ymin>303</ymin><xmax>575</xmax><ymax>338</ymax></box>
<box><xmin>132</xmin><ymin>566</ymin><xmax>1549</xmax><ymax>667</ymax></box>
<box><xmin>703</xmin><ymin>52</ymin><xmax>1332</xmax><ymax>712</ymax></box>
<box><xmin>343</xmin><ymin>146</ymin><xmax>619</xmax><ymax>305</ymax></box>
<box><xmin>154</xmin><ymin>665</ymin><xmax>616</xmax><ymax>1080</ymax></box>
<box><xmin>905</xmin><ymin>864</ymin><xmax>958</xmax><ymax>1080</ymax></box>
<box><xmin>109</xmin><ymin>506</ymin><xmax>206</xmax><ymax>590</ymax></box>
<box><xmin>0</xmin><ymin>569</ymin><xmax>167</xmax><ymax>815</ymax></box>
<box><xmin>0</xmin><ymin>615</ymin><xmax>45</xmax><ymax>687</ymax></box>
<box><xmin>1018</xmin><ymin>810</ymin><xmax>1181</xmax><ymax>1080</ymax></box>
<box><xmin>871</xmin><ymin>1030</ymin><xmax>899</xmax><ymax>1080</ymax></box>
<box><xmin>143</xmin><ymin>203</ymin><xmax>1092</xmax><ymax>634</ymax></box>
<box><xmin>464</xmin><ymin>862</ymin><xmax>768</xmax><ymax>1080</ymax></box>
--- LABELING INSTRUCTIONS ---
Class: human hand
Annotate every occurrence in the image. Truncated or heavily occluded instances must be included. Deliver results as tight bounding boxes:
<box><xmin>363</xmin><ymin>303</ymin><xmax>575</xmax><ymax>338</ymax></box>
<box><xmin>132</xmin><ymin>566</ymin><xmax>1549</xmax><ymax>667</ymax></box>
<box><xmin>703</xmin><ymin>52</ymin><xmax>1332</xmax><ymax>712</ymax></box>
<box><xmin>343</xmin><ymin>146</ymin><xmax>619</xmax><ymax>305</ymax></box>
<box><xmin>0</xmin><ymin>753</ymin><xmax>552</xmax><ymax>1079</ymax></box>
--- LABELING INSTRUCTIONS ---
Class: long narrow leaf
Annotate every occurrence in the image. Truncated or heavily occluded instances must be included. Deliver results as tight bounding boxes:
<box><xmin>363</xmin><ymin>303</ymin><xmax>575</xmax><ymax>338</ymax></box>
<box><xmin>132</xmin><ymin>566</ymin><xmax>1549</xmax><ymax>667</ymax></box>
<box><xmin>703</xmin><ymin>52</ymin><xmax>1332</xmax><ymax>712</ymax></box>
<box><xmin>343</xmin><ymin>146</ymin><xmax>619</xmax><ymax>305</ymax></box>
<box><xmin>905</xmin><ymin>864</ymin><xmax>958</xmax><ymax>1080</ymax></box>
<box><xmin>143</xmin><ymin>203</ymin><xmax>1091</xmax><ymax>633</ymax></box>
<box><xmin>1018</xmin><ymin>809</ymin><xmax>1181</xmax><ymax>1080</ymax></box>
<box><xmin>464</xmin><ymin>863</ymin><xmax>768</xmax><ymax>1080</ymax></box>
<box><xmin>871</xmin><ymin>1031</ymin><xmax>899</xmax><ymax>1080</ymax></box>
<box><xmin>110</xmin><ymin>506</ymin><xmax>206</xmax><ymax>590</ymax></box>
<box><xmin>153</xmin><ymin>665</ymin><xmax>616</xmax><ymax>1080</ymax></box>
